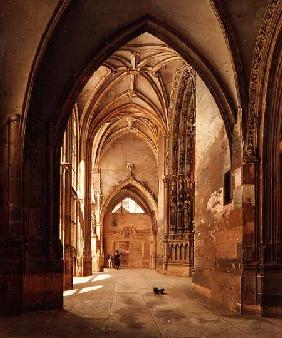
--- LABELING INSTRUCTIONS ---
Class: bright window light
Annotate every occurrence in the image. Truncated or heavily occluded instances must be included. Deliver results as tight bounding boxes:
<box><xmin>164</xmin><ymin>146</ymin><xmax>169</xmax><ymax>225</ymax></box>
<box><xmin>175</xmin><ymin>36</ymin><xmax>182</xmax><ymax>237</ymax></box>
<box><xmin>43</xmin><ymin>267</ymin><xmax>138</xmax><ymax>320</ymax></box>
<box><xmin>112</xmin><ymin>197</ymin><xmax>145</xmax><ymax>213</ymax></box>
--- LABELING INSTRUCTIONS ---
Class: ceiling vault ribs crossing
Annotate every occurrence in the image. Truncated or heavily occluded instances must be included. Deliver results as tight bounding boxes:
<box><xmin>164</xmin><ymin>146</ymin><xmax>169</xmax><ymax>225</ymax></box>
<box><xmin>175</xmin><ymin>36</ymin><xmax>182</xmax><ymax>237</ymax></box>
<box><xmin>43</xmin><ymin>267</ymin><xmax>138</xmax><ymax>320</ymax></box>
<box><xmin>76</xmin><ymin>32</ymin><xmax>231</xmax><ymax>208</ymax></box>
<box><xmin>78</xmin><ymin>33</ymin><xmax>186</xmax><ymax>172</ymax></box>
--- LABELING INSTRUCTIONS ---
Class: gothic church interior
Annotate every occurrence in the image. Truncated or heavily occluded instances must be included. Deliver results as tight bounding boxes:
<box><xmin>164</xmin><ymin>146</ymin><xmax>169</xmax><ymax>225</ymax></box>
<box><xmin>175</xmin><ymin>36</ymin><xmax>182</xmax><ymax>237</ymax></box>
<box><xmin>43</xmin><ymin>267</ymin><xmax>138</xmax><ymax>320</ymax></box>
<box><xmin>0</xmin><ymin>0</ymin><xmax>281</xmax><ymax>333</ymax></box>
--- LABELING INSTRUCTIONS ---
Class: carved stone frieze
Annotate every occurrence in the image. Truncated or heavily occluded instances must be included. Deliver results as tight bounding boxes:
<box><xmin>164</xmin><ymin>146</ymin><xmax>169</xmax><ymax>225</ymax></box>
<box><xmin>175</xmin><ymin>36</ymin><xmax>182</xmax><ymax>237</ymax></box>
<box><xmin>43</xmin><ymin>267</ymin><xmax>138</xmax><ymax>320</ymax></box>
<box><xmin>168</xmin><ymin>238</ymin><xmax>192</xmax><ymax>264</ymax></box>
<box><xmin>245</xmin><ymin>0</ymin><xmax>280</xmax><ymax>159</ymax></box>
<box><xmin>121</xmin><ymin>226</ymin><xmax>137</xmax><ymax>238</ymax></box>
<box><xmin>164</xmin><ymin>63</ymin><xmax>196</xmax><ymax>270</ymax></box>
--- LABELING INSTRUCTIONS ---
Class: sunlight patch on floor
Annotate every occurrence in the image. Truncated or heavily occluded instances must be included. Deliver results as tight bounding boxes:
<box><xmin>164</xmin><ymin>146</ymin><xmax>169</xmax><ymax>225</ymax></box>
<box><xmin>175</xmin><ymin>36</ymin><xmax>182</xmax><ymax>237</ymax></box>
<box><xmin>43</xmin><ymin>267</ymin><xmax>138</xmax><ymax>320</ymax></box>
<box><xmin>78</xmin><ymin>285</ymin><xmax>103</xmax><ymax>293</ymax></box>
<box><xmin>73</xmin><ymin>276</ymin><xmax>93</xmax><ymax>285</ymax></box>
<box><xmin>92</xmin><ymin>274</ymin><xmax>111</xmax><ymax>282</ymax></box>
<box><xmin>63</xmin><ymin>289</ymin><xmax>77</xmax><ymax>297</ymax></box>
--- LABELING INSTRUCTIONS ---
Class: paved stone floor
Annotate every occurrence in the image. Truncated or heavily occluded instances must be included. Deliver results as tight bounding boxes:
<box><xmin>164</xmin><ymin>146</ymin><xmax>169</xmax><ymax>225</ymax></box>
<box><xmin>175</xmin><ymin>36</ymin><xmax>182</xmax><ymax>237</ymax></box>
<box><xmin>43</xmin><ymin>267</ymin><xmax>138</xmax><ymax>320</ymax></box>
<box><xmin>1</xmin><ymin>269</ymin><xmax>282</xmax><ymax>337</ymax></box>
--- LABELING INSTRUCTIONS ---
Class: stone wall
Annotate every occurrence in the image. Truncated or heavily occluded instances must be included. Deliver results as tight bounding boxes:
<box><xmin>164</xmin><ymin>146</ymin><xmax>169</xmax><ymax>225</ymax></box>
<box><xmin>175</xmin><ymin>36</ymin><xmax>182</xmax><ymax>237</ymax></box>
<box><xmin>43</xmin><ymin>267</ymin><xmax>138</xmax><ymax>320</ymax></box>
<box><xmin>194</xmin><ymin>75</ymin><xmax>242</xmax><ymax>311</ymax></box>
<box><xmin>99</xmin><ymin>133</ymin><xmax>158</xmax><ymax>198</ymax></box>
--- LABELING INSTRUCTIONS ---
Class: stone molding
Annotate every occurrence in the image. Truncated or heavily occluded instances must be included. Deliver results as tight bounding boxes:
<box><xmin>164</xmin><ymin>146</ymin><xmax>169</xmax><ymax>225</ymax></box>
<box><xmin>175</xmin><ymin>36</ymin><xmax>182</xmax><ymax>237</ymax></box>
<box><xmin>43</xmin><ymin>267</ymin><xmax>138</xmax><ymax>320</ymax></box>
<box><xmin>245</xmin><ymin>0</ymin><xmax>281</xmax><ymax>160</ymax></box>
<box><xmin>210</xmin><ymin>0</ymin><xmax>246</xmax><ymax>111</ymax></box>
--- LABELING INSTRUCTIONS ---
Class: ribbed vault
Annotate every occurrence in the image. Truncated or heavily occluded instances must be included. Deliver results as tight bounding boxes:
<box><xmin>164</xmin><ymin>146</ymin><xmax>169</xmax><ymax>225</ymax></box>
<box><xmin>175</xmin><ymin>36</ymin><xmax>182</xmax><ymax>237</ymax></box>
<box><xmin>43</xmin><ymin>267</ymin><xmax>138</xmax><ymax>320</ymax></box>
<box><xmin>78</xmin><ymin>33</ymin><xmax>187</xmax><ymax>169</ymax></box>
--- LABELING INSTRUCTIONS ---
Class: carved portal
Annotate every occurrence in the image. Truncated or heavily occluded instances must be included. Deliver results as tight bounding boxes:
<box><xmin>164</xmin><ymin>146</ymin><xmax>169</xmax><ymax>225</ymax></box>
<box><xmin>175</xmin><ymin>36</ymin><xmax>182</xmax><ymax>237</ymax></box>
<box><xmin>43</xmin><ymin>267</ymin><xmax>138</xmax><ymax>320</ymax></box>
<box><xmin>164</xmin><ymin>64</ymin><xmax>195</xmax><ymax>275</ymax></box>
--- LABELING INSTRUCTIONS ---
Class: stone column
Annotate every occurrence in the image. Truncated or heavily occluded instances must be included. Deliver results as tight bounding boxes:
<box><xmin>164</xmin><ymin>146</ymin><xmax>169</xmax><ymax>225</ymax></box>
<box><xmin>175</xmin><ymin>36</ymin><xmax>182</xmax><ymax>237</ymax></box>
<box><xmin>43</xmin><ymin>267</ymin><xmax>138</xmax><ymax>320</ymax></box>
<box><xmin>60</xmin><ymin>163</ymin><xmax>70</xmax><ymax>288</ymax></box>
<box><xmin>240</xmin><ymin>160</ymin><xmax>258</xmax><ymax>315</ymax></box>
<box><xmin>0</xmin><ymin>115</ymin><xmax>24</xmax><ymax>314</ymax></box>
<box><xmin>94</xmin><ymin>191</ymin><xmax>104</xmax><ymax>271</ymax></box>
<box><xmin>163</xmin><ymin>176</ymin><xmax>169</xmax><ymax>270</ymax></box>
<box><xmin>61</xmin><ymin>130</ymin><xmax>73</xmax><ymax>289</ymax></box>
<box><xmin>95</xmin><ymin>191</ymin><xmax>102</xmax><ymax>243</ymax></box>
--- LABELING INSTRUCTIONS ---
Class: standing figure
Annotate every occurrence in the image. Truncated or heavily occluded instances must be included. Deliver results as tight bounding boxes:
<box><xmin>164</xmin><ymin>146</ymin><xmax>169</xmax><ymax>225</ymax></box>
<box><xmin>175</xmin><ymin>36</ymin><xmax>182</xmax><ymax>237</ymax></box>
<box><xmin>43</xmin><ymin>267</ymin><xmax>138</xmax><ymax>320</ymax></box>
<box><xmin>106</xmin><ymin>252</ymin><xmax>113</xmax><ymax>269</ymax></box>
<box><xmin>113</xmin><ymin>250</ymin><xmax>122</xmax><ymax>270</ymax></box>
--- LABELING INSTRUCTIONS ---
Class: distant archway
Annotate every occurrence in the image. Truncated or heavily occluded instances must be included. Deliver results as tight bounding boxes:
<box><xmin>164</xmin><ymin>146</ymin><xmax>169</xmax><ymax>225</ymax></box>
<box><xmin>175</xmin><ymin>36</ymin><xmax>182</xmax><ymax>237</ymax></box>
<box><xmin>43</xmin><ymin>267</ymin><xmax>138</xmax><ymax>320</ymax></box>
<box><xmin>102</xmin><ymin>180</ymin><xmax>157</xmax><ymax>269</ymax></box>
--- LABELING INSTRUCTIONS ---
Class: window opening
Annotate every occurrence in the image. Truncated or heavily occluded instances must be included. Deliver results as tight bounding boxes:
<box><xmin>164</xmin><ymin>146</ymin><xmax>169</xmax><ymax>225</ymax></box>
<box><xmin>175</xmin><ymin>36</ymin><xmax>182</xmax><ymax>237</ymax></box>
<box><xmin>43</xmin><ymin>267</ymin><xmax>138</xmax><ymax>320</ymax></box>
<box><xmin>224</xmin><ymin>170</ymin><xmax>232</xmax><ymax>205</ymax></box>
<box><xmin>112</xmin><ymin>197</ymin><xmax>145</xmax><ymax>213</ymax></box>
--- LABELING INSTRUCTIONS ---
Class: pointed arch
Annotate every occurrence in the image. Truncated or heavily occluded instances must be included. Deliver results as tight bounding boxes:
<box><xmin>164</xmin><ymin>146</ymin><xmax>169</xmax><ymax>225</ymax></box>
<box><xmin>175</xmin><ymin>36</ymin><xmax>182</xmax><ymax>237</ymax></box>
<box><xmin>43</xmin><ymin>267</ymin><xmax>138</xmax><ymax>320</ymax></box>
<box><xmin>101</xmin><ymin>175</ymin><xmax>157</xmax><ymax>222</ymax></box>
<box><xmin>180</xmin><ymin>244</ymin><xmax>184</xmax><ymax>260</ymax></box>
<box><xmin>175</xmin><ymin>244</ymin><xmax>179</xmax><ymax>261</ymax></box>
<box><xmin>22</xmin><ymin>15</ymin><xmax>237</xmax><ymax>152</ymax></box>
<box><xmin>170</xmin><ymin>244</ymin><xmax>175</xmax><ymax>261</ymax></box>
<box><xmin>21</xmin><ymin>14</ymin><xmax>238</xmax><ymax>261</ymax></box>
<box><xmin>18</xmin><ymin>3</ymin><xmax>243</xmax><ymax>314</ymax></box>
<box><xmin>184</xmin><ymin>244</ymin><xmax>189</xmax><ymax>260</ymax></box>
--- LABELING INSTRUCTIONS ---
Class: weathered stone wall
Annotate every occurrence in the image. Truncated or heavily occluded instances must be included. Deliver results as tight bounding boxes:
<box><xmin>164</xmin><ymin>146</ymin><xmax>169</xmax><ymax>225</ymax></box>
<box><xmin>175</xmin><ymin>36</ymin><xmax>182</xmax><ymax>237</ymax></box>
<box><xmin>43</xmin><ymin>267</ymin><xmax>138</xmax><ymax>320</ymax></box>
<box><xmin>104</xmin><ymin>212</ymin><xmax>152</xmax><ymax>268</ymax></box>
<box><xmin>194</xmin><ymin>75</ymin><xmax>242</xmax><ymax>311</ymax></box>
<box><xmin>99</xmin><ymin>133</ymin><xmax>158</xmax><ymax>198</ymax></box>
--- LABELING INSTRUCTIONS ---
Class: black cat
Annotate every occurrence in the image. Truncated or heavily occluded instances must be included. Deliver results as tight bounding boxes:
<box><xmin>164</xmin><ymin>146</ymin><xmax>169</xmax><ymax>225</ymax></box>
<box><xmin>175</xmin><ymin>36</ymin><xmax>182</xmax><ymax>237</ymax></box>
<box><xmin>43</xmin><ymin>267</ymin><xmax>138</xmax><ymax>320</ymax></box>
<box><xmin>153</xmin><ymin>287</ymin><xmax>165</xmax><ymax>295</ymax></box>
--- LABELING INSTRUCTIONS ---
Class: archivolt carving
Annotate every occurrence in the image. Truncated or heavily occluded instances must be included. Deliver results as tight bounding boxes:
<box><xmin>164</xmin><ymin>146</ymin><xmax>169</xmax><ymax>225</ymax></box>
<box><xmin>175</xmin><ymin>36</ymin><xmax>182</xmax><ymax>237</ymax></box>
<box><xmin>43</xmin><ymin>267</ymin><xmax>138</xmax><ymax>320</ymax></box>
<box><xmin>166</xmin><ymin>64</ymin><xmax>195</xmax><ymax>235</ymax></box>
<box><xmin>245</xmin><ymin>0</ymin><xmax>281</xmax><ymax>159</ymax></box>
<box><xmin>168</xmin><ymin>62</ymin><xmax>188</xmax><ymax>130</ymax></box>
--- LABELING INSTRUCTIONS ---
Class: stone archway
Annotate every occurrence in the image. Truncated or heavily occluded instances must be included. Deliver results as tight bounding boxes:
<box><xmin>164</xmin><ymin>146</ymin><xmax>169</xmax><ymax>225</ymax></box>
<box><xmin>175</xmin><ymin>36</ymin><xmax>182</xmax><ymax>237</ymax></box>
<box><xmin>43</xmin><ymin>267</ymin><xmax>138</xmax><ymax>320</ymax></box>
<box><xmin>258</xmin><ymin>27</ymin><xmax>282</xmax><ymax>317</ymax></box>
<box><xmin>101</xmin><ymin>180</ymin><xmax>157</xmax><ymax>270</ymax></box>
<box><xmin>4</xmin><ymin>4</ymin><xmax>241</xmax><ymax>315</ymax></box>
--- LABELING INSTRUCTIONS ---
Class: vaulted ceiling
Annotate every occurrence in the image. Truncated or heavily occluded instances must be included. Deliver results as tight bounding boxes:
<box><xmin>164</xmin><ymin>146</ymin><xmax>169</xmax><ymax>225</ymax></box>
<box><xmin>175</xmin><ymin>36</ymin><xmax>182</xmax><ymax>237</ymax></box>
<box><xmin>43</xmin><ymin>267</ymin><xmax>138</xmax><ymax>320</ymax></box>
<box><xmin>77</xmin><ymin>33</ymin><xmax>188</xmax><ymax>167</ymax></box>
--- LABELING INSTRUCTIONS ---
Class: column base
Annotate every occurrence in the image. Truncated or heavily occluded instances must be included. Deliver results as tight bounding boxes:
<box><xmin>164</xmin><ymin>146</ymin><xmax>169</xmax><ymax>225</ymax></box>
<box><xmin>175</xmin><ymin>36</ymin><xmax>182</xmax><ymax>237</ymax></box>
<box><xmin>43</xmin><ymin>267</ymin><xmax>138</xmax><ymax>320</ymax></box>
<box><xmin>0</xmin><ymin>273</ymin><xmax>23</xmax><ymax>315</ymax></box>
<box><xmin>258</xmin><ymin>265</ymin><xmax>282</xmax><ymax>317</ymax></box>
<box><xmin>22</xmin><ymin>272</ymin><xmax>63</xmax><ymax>312</ymax></box>
<box><xmin>82</xmin><ymin>254</ymin><xmax>92</xmax><ymax>276</ymax></box>
<box><xmin>0</xmin><ymin>271</ymin><xmax>63</xmax><ymax>315</ymax></box>
<box><xmin>64</xmin><ymin>245</ymin><xmax>74</xmax><ymax>290</ymax></box>
<box><xmin>161</xmin><ymin>263</ymin><xmax>192</xmax><ymax>277</ymax></box>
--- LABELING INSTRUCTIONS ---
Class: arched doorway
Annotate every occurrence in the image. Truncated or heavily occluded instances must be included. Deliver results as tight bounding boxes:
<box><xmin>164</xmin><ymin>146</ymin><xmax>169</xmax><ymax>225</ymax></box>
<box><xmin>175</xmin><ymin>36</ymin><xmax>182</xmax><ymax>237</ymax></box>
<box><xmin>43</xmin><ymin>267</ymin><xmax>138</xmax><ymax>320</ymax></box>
<box><xmin>57</xmin><ymin>31</ymin><xmax>234</xmax><ymax>310</ymax></box>
<box><xmin>103</xmin><ymin>194</ymin><xmax>154</xmax><ymax>269</ymax></box>
<box><xmin>100</xmin><ymin>175</ymin><xmax>158</xmax><ymax>271</ymax></box>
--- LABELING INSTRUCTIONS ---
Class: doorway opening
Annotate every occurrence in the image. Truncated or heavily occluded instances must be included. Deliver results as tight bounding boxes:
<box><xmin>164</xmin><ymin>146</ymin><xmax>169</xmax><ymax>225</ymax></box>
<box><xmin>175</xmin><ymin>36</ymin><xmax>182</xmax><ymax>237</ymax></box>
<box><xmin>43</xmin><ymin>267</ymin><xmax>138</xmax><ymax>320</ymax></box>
<box><xmin>58</xmin><ymin>32</ymin><xmax>231</xmax><ymax>297</ymax></box>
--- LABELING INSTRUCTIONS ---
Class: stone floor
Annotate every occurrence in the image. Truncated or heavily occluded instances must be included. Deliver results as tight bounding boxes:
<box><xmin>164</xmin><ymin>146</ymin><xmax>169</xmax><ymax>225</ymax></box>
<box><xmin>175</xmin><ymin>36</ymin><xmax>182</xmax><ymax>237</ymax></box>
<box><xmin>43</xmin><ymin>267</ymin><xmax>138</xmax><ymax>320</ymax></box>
<box><xmin>1</xmin><ymin>269</ymin><xmax>282</xmax><ymax>337</ymax></box>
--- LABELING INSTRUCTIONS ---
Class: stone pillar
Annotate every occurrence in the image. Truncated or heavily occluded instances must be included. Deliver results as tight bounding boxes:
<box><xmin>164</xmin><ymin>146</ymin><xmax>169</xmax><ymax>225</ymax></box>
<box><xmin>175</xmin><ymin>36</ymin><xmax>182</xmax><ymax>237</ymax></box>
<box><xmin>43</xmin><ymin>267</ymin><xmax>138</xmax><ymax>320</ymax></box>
<box><xmin>21</xmin><ymin>122</ymin><xmax>63</xmax><ymax>314</ymax></box>
<box><xmin>150</xmin><ymin>215</ymin><xmax>157</xmax><ymax>269</ymax></box>
<box><xmin>1</xmin><ymin>117</ymin><xmax>64</xmax><ymax>314</ymax></box>
<box><xmin>80</xmin><ymin>152</ymin><xmax>93</xmax><ymax>277</ymax></box>
<box><xmin>8</xmin><ymin>115</ymin><xmax>22</xmax><ymax>236</ymax></box>
<box><xmin>81</xmin><ymin>156</ymin><xmax>92</xmax><ymax>276</ymax></box>
<box><xmin>95</xmin><ymin>192</ymin><xmax>104</xmax><ymax>271</ymax></box>
<box><xmin>0</xmin><ymin>115</ymin><xmax>24</xmax><ymax>314</ymax></box>
<box><xmin>187</xmin><ymin>231</ymin><xmax>194</xmax><ymax>276</ymax></box>
<box><xmin>241</xmin><ymin>160</ymin><xmax>260</xmax><ymax>315</ymax></box>
<box><xmin>163</xmin><ymin>176</ymin><xmax>169</xmax><ymax>270</ymax></box>
<box><xmin>61</xmin><ymin>137</ymin><xmax>73</xmax><ymax>289</ymax></box>
<box><xmin>63</xmin><ymin>245</ymin><xmax>73</xmax><ymax>290</ymax></box>
<box><xmin>82</xmin><ymin>247</ymin><xmax>92</xmax><ymax>276</ymax></box>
